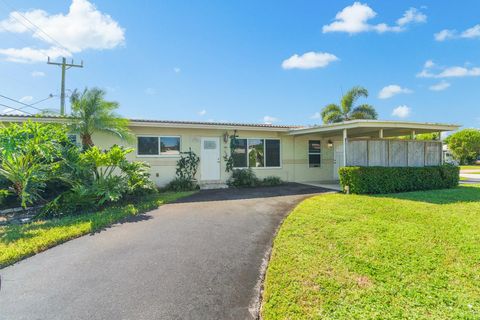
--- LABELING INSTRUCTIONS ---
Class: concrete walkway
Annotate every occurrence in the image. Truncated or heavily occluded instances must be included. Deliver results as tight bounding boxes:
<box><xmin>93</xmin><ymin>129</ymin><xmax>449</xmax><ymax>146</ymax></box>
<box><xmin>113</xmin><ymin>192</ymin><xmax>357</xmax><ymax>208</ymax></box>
<box><xmin>0</xmin><ymin>184</ymin><xmax>328</xmax><ymax>320</ymax></box>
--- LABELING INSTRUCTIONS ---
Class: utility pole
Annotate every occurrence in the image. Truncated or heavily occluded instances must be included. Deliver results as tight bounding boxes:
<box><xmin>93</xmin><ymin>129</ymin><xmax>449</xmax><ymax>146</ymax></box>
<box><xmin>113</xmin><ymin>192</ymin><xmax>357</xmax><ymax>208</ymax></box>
<box><xmin>47</xmin><ymin>57</ymin><xmax>83</xmax><ymax>115</ymax></box>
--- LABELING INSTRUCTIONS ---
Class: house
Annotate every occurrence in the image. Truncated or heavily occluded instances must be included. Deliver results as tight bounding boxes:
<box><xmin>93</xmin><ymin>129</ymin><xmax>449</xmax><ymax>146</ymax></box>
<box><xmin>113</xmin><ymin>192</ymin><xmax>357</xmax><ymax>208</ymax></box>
<box><xmin>0</xmin><ymin>115</ymin><xmax>460</xmax><ymax>187</ymax></box>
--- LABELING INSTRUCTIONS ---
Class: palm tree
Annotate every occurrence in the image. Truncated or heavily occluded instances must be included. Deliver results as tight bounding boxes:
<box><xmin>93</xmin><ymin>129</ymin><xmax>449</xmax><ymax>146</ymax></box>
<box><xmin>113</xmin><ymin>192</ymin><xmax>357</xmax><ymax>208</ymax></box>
<box><xmin>321</xmin><ymin>86</ymin><xmax>378</xmax><ymax>124</ymax></box>
<box><xmin>69</xmin><ymin>88</ymin><xmax>132</xmax><ymax>148</ymax></box>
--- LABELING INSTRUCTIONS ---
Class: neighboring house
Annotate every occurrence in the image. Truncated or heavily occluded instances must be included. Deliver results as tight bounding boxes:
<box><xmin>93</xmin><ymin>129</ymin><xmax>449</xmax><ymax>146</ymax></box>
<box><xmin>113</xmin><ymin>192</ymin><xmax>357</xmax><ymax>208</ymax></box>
<box><xmin>0</xmin><ymin>115</ymin><xmax>460</xmax><ymax>187</ymax></box>
<box><xmin>442</xmin><ymin>144</ymin><xmax>459</xmax><ymax>166</ymax></box>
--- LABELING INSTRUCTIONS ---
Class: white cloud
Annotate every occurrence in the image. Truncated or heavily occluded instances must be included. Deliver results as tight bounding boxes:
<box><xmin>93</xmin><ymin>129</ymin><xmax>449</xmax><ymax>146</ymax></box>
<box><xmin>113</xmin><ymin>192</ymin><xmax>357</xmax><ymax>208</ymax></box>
<box><xmin>396</xmin><ymin>8</ymin><xmax>427</xmax><ymax>26</ymax></box>
<box><xmin>434</xmin><ymin>29</ymin><xmax>455</xmax><ymax>41</ymax></box>
<box><xmin>263</xmin><ymin>115</ymin><xmax>279</xmax><ymax>124</ymax></box>
<box><xmin>0</xmin><ymin>0</ymin><xmax>125</xmax><ymax>63</ymax></box>
<box><xmin>282</xmin><ymin>51</ymin><xmax>338</xmax><ymax>70</ymax></box>
<box><xmin>429</xmin><ymin>81</ymin><xmax>450</xmax><ymax>91</ymax></box>
<box><xmin>417</xmin><ymin>60</ymin><xmax>480</xmax><ymax>78</ymax></box>
<box><xmin>174</xmin><ymin>67</ymin><xmax>181</xmax><ymax>73</ymax></box>
<box><xmin>434</xmin><ymin>24</ymin><xmax>480</xmax><ymax>41</ymax></box>
<box><xmin>144</xmin><ymin>88</ymin><xmax>156</xmax><ymax>95</ymax></box>
<box><xmin>461</xmin><ymin>24</ymin><xmax>480</xmax><ymax>38</ymax></box>
<box><xmin>322</xmin><ymin>2</ymin><xmax>425</xmax><ymax>34</ymax></box>
<box><xmin>392</xmin><ymin>105</ymin><xmax>410</xmax><ymax>118</ymax></box>
<box><xmin>198</xmin><ymin>109</ymin><xmax>206</xmax><ymax>116</ymax></box>
<box><xmin>310</xmin><ymin>112</ymin><xmax>321</xmax><ymax>119</ymax></box>
<box><xmin>19</xmin><ymin>96</ymin><xmax>33</xmax><ymax>103</ymax></box>
<box><xmin>1</xmin><ymin>108</ymin><xmax>26</xmax><ymax>115</ymax></box>
<box><xmin>31</xmin><ymin>71</ymin><xmax>45</xmax><ymax>77</ymax></box>
<box><xmin>378</xmin><ymin>85</ymin><xmax>412</xmax><ymax>99</ymax></box>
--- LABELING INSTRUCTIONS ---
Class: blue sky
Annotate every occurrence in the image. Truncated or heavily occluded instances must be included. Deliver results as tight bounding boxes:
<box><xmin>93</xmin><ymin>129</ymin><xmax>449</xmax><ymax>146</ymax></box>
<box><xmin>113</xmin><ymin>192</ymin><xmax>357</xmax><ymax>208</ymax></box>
<box><xmin>0</xmin><ymin>0</ymin><xmax>479</xmax><ymax>128</ymax></box>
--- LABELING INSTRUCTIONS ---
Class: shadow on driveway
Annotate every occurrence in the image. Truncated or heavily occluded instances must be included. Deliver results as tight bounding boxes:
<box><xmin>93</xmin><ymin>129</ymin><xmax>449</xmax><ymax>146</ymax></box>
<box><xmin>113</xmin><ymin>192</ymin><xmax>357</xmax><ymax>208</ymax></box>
<box><xmin>174</xmin><ymin>183</ymin><xmax>333</xmax><ymax>203</ymax></box>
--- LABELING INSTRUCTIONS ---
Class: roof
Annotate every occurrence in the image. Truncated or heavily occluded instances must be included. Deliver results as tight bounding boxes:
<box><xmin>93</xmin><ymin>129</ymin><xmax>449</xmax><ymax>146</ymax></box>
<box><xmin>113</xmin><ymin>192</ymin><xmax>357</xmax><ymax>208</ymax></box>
<box><xmin>0</xmin><ymin>114</ymin><xmax>461</xmax><ymax>135</ymax></box>
<box><xmin>288</xmin><ymin>119</ymin><xmax>461</xmax><ymax>137</ymax></box>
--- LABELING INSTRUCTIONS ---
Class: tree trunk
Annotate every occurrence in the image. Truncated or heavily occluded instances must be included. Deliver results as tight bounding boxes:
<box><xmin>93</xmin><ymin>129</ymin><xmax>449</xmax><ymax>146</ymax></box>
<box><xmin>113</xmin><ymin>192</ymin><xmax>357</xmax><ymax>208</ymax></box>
<box><xmin>81</xmin><ymin>134</ymin><xmax>94</xmax><ymax>149</ymax></box>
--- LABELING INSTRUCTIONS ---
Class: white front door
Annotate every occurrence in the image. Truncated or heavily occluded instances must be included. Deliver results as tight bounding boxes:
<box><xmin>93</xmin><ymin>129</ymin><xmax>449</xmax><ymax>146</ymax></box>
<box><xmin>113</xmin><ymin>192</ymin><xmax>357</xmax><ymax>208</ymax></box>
<box><xmin>200</xmin><ymin>137</ymin><xmax>221</xmax><ymax>181</ymax></box>
<box><xmin>333</xmin><ymin>141</ymin><xmax>344</xmax><ymax>180</ymax></box>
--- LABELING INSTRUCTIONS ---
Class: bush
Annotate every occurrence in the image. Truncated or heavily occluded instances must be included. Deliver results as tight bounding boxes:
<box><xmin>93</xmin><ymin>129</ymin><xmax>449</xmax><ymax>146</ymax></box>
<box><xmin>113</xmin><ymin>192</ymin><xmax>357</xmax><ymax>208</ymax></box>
<box><xmin>227</xmin><ymin>168</ymin><xmax>260</xmax><ymax>187</ymax></box>
<box><xmin>339</xmin><ymin>165</ymin><xmax>459</xmax><ymax>194</ymax></box>
<box><xmin>164</xmin><ymin>177</ymin><xmax>199</xmax><ymax>192</ymax></box>
<box><xmin>262</xmin><ymin>176</ymin><xmax>284</xmax><ymax>186</ymax></box>
<box><xmin>227</xmin><ymin>169</ymin><xmax>283</xmax><ymax>188</ymax></box>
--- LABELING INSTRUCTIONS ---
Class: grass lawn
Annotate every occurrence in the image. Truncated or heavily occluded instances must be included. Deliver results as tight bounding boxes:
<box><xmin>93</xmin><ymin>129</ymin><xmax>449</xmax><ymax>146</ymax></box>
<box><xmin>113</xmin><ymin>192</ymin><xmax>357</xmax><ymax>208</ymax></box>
<box><xmin>460</xmin><ymin>165</ymin><xmax>480</xmax><ymax>170</ymax></box>
<box><xmin>262</xmin><ymin>185</ymin><xmax>480</xmax><ymax>319</ymax></box>
<box><xmin>0</xmin><ymin>191</ymin><xmax>193</xmax><ymax>268</ymax></box>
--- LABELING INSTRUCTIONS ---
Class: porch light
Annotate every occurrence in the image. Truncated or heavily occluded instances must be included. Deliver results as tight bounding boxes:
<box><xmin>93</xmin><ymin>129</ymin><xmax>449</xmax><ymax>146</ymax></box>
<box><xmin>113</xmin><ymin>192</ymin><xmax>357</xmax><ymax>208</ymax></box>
<box><xmin>223</xmin><ymin>132</ymin><xmax>229</xmax><ymax>143</ymax></box>
<box><xmin>327</xmin><ymin>140</ymin><xmax>333</xmax><ymax>148</ymax></box>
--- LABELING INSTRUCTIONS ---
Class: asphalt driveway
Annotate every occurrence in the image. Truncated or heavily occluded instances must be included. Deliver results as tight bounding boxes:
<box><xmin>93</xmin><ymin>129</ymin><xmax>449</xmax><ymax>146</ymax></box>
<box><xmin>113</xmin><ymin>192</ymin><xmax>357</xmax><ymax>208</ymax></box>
<box><xmin>0</xmin><ymin>183</ymin><xmax>329</xmax><ymax>320</ymax></box>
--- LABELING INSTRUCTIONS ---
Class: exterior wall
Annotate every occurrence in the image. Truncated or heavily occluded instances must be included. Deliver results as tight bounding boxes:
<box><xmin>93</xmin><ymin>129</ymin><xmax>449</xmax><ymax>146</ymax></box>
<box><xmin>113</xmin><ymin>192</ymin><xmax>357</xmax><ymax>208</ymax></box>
<box><xmin>346</xmin><ymin>139</ymin><xmax>443</xmax><ymax>167</ymax></box>
<box><xmin>92</xmin><ymin>127</ymin><xmax>336</xmax><ymax>186</ymax></box>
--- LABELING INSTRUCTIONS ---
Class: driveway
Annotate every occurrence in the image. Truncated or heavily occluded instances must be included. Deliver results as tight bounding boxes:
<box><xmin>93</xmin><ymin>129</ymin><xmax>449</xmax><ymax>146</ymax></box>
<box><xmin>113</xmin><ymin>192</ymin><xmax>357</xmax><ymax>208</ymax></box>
<box><xmin>0</xmin><ymin>183</ymin><xmax>330</xmax><ymax>320</ymax></box>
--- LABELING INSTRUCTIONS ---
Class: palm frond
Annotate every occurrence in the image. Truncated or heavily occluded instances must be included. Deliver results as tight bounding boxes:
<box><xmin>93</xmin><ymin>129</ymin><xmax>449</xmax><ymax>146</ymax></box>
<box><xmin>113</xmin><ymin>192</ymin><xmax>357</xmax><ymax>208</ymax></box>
<box><xmin>350</xmin><ymin>104</ymin><xmax>378</xmax><ymax>120</ymax></box>
<box><xmin>341</xmin><ymin>86</ymin><xmax>369</xmax><ymax>114</ymax></box>
<box><xmin>321</xmin><ymin>104</ymin><xmax>344</xmax><ymax>124</ymax></box>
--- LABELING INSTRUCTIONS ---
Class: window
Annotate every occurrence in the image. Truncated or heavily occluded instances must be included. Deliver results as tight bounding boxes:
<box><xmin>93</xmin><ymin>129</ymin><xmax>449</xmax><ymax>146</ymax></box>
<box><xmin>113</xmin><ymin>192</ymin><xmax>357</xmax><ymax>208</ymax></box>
<box><xmin>308</xmin><ymin>140</ymin><xmax>321</xmax><ymax>167</ymax></box>
<box><xmin>232</xmin><ymin>138</ymin><xmax>280</xmax><ymax>168</ymax></box>
<box><xmin>160</xmin><ymin>137</ymin><xmax>180</xmax><ymax>154</ymax></box>
<box><xmin>67</xmin><ymin>134</ymin><xmax>78</xmax><ymax>144</ymax></box>
<box><xmin>137</xmin><ymin>136</ymin><xmax>180</xmax><ymax>156</ymax></box>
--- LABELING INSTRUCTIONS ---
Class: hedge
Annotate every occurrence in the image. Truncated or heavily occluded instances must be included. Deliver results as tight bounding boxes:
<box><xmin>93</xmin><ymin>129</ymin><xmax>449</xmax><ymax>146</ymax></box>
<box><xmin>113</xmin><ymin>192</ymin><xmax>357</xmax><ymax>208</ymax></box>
<box><xmin>339</xmin><ymin>165</ymin><xmax>459</xmax><ymax>194</ymax></box>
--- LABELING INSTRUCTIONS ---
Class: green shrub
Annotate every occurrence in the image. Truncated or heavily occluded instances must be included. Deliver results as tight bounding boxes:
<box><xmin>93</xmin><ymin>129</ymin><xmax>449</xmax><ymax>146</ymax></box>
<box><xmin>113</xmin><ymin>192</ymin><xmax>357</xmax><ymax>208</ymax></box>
<box><xmin>164</xmin><ymin>177</ymin><xmax>199</xmax><ymax>192</ymax></box>
<box><xmin>339</xmin><ymin>165</ymin><xmax>459</xmax><ymax>194</ymax></box>
<box><xmin>262</xmin><ymin>176</ymin><xmax>284</xmax><ymax>186</ymax></box>
<box><xmin>227</xmin><ymin>168</ymin><xmax>260</xmax><ymax>187</ymax></box>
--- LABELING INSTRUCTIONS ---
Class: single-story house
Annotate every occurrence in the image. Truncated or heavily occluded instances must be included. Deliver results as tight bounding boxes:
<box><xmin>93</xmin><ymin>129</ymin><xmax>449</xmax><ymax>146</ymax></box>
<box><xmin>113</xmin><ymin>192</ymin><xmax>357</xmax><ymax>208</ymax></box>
<box><xmin>0</xmin><ymin>115</ymin><xmax>460</xmax><ymax>188</ymax></box>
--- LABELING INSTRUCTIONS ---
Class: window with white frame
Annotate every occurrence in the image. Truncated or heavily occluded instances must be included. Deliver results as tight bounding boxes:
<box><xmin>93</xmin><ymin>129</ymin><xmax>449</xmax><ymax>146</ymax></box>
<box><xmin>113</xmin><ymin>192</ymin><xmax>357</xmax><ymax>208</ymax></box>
<box><xmin>232</xmin><ymin>138</ymin><xmax>280</xmax><ymax>168</ymax></box>
<box><xmin>308</xmin><ymin>140</ymin><xmax>321</xmax><ymax>167</ymax></box>
<box><xmin>137</xmin><ymin>136</ymin><xmax>181</xmax><ymax>156</ymax></box>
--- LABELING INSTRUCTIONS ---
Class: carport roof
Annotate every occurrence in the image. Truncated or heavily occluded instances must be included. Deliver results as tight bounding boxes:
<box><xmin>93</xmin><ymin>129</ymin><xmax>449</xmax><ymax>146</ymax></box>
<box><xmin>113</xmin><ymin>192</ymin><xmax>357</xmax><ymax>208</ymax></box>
<box><xmin>287</xmin><ymin>120</ymin><xmax>460</xmax><ymax>138</ymax></box>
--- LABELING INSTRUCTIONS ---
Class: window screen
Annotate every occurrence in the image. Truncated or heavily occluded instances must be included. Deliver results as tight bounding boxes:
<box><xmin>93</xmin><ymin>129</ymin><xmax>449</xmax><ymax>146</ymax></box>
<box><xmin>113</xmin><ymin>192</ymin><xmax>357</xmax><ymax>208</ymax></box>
<box><xmin>138</xmin><ymin>137</ymin><xmax>159</xmax><ymax>155</ymax></box>
<box><xmin>232</xmin><ymin>139</ymin><xmax>247</xmax><ymax>167</ymax></box>
<box><xmin>308</xmin><ymin>140</ymin><xmax>321</xmax><ymax>167</ymax></box>
<box><xmin>265</xmin><ymin>139</ymin><xmax>280</xmax><ymax>167</ymax></box>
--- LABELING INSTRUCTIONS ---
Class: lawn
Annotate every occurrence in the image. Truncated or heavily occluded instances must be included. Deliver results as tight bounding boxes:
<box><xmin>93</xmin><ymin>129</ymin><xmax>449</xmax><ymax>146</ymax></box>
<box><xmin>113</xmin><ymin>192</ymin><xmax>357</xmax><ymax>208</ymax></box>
<box><xmin>460</xmin><ymin>165</ymin><xmax>480</xmax><ymax>170</ymax></box>
<box><xmin>0</xmin><ymin>191</ymin><xmax>193</xmax><ymax>268</ymax></box>
<box><xmin>262</xmin><ymin>185</ymin><xmax>480</xmax><ymax>319</ymax></box>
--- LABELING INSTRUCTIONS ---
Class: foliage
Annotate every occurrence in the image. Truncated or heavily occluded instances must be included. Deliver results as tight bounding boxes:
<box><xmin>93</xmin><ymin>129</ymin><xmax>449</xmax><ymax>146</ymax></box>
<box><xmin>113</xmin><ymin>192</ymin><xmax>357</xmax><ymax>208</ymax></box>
<box><xmin>223</xmin><ymin>152</ymin><xmax>234</xmax><ymax>173</ymax></box>
<box><xmin>321</xmin><ymin>86</ymin><xmax>377</xmax><ymax>124</ymax></box>
<box><xmin>445</xmin><ymin>129</ymin><xmax>480</xmax><ymax>165</ymax></box>
<box><xmin>176</xmin><ymin>148</ymin><xmax>200</xmax><ymax>180</ymax></box>
<box><xmin>262</xmin><ymin>176</ymin><xmax>284</xmax><ymax>186</ymax></box>
<box><xmin>339</xmin><ymin>165</ymin><xmax>459</xmax><ymax>194</ymax></box>
<box><xmin>227</xmin><ymin>169</ymin><xmax>283</xmax><ymax>187</ymax></box>
<box><xmin>69</xmin><ymin>87</ymin><xmax>132</xmax><ymax>148</ymax></box>
<box><xmin>0</xmin><ymin>191</ymin><xmax>195</xmax><ymax>268</ymax></box>
<box><xmin>165</xmin><ymin>177</ymin><xmax>199</xmax><ymax>192</ymax></box>
<box><xmin>0</xmin><ymin>121</ymin><xmax>78</xmax><ymax>208</ymax></box>
<box><xmin>43</xmin><ymin>145</ymin><xmax>155</xmax><ymax>216</ymax></box>
<box><xmin>262</xmin><ymin>185</ymin><xmax>480</xmax><ymax>319</ymax></box>
<box><xmin>227</xmin><ymin>168</ymin><xmax>260</xmax><ymax>187</ymax></box>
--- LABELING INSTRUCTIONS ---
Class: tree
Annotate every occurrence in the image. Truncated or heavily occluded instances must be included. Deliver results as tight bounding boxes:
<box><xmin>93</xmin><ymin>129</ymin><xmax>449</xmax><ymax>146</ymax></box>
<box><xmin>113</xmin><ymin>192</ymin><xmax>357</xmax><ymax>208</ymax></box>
<box><xmin>69</xmin><ymin>88</ymin><xmax>132</xmax><ymax>148</ymax></box>
<box><xmin>445</xmin><ymin>129</ymin><xmax>480</xmax><ymax>165</ymax></box>
<box><xmin>321</xmin><ymin>86</ymin><xmax>378</xmax><ymax>124</ymax></box>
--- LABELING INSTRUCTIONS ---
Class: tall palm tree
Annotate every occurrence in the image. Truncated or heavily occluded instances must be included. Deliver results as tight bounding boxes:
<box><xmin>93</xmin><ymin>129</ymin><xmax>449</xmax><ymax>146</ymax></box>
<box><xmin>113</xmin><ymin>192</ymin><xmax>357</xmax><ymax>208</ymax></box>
<box><xmin>69</xmin><ymin>88</ymin><xmax>132</xmax><ymax>148</ymax></box>
<box><xmin>321</xmin><ymin>86</ymin><xmax>378</xmax><ymax>124</ymax></box>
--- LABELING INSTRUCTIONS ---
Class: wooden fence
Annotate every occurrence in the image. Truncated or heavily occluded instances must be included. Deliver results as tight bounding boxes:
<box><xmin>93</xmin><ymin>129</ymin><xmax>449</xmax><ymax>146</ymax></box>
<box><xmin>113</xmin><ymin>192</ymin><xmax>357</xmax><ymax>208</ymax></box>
<box><xmin>346</xmin><ymin>139</ymin><xmax>443</xmax><ymax>167</ymax></box>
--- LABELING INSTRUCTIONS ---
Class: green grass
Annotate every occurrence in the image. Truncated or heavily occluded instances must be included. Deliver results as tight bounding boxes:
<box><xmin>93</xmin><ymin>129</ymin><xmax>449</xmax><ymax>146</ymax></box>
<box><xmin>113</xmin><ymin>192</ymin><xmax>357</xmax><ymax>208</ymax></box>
<box><xmin>460</xmin><ymin>165</ymin><xmax>480</xmax><ymax>170</ymax></box>
<box><xmin>262</xmin><ymin>185</ymin><xmax>480</xmax><ymax>319</ymax></box>
<box><xmin>0</xmin><ymin>191</ymin><xmax>193</xmax><ymax>268</ymax></box>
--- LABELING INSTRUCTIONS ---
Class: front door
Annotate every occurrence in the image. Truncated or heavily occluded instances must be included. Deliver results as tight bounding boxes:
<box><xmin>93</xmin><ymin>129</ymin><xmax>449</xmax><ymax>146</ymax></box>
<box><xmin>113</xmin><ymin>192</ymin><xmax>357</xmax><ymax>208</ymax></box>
<box><xmin>200</xmin><ymin>137</ymin><xmax>221</xmax><ymax>181</ymax></box>
<box><xmin>333</xmin><ymin>141</ymin><xmax>344</xmax><ymax>180</ymax></box>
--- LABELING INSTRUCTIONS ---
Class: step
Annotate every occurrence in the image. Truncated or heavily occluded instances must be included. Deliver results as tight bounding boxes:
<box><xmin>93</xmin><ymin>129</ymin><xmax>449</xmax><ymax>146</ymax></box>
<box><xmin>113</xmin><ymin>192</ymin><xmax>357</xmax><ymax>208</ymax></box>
<box><xmin>199</xmin><ymin>181</ymin><xmax>229</xmax><ymax>190</ymax></box>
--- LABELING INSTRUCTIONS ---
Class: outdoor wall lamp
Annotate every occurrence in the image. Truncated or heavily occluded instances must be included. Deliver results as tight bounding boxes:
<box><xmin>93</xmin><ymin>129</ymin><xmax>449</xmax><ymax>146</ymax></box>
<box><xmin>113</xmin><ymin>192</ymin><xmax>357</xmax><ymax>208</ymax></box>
<box><xmin>327</xmin><ymin>140</ymin><xmax>333</xmax><ymax>148</ymax></box>
<box><xmin>223</xmin><ymin>132</ymin><xmax>229</xmax><ymax>143</ymax></box>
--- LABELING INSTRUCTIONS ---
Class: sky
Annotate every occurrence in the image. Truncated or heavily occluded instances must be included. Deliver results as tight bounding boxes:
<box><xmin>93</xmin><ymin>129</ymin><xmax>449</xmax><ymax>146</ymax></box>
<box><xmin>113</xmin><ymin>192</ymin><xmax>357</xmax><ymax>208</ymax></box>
<box><xmin>0</xmin><ymin>0</ymin><xmax>479</xmax><ymax>128</ymax></box>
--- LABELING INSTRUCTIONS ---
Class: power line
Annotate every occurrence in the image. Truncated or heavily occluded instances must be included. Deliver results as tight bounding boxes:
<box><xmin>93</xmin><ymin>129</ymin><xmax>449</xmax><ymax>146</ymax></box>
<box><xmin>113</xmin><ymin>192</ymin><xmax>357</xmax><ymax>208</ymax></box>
<box><xmin>48</xmin><ymin>57</ymin><xmax>83</xmax><ymax>115</ymax></box>
<box><xmin>0</xmin><ymin>102</ymin><xmax>34</xmax><ymax>115</ymax></box>
<box><xmin>0</xmin><ymin>93</ymin><xmax>57</xmax><ymax>113</ymax></box>
<box><xmin>0</xmin><ymin>0</ymin><xmax>71</xmax><ymax>54</ymax></box>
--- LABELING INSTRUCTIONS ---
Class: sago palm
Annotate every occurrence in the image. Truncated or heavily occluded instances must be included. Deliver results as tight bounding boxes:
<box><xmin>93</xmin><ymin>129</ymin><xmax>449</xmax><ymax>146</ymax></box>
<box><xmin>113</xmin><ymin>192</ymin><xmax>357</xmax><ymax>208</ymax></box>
<box><xmin>321</xmin><ymin>86</ymin><xmax>378</xmax><ymax>124</ymax></box>
<box><xmin>69</xmin><ymin>88</ymin><xmax>132</xmax><ymax>148</ymax></box>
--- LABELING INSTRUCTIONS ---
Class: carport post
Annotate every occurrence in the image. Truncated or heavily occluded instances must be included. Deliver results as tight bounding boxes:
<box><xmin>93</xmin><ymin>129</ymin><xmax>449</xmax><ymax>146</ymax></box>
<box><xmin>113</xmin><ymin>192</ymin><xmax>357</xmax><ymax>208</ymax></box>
<box><xmin>379</xmin><ymin>129</ymin><xmax>384</xmax><ymax>138</ymax></box>
<box><xmin>343</xmin><ymin>129</ymin><xmax>347</xmax><ymax>167</ymax></box>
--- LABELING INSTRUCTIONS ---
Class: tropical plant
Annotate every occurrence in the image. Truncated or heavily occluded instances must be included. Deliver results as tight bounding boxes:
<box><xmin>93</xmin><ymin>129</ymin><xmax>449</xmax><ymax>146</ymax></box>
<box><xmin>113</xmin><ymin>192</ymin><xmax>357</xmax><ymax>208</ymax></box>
<box><xmin>445</xmin><ymin>129</ymin><xmax>480</xmax><ymax>165</ymax></box>
<box><xmin>69</xmin><ymin>87</ymin><xmax>132</xmax><ymax>148</ymax></box>
<box><xmin>165</xmin><ymin>177</ymin><xmax>198</xmax><ymax>192</ymax></box>
<box><xmin>175</xmin><ymin>148</ymin><xmax>200</xmax><ymax>181</ymax></box>
<box><xmin>227</xmin><ymin>168</ymin><xmax>260</xmax><ymax>187</ymax></box>
<box><xmin>321</xmin><ymin>86</ymin><xmax>378</xmax><ymax>124</ymax></box>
